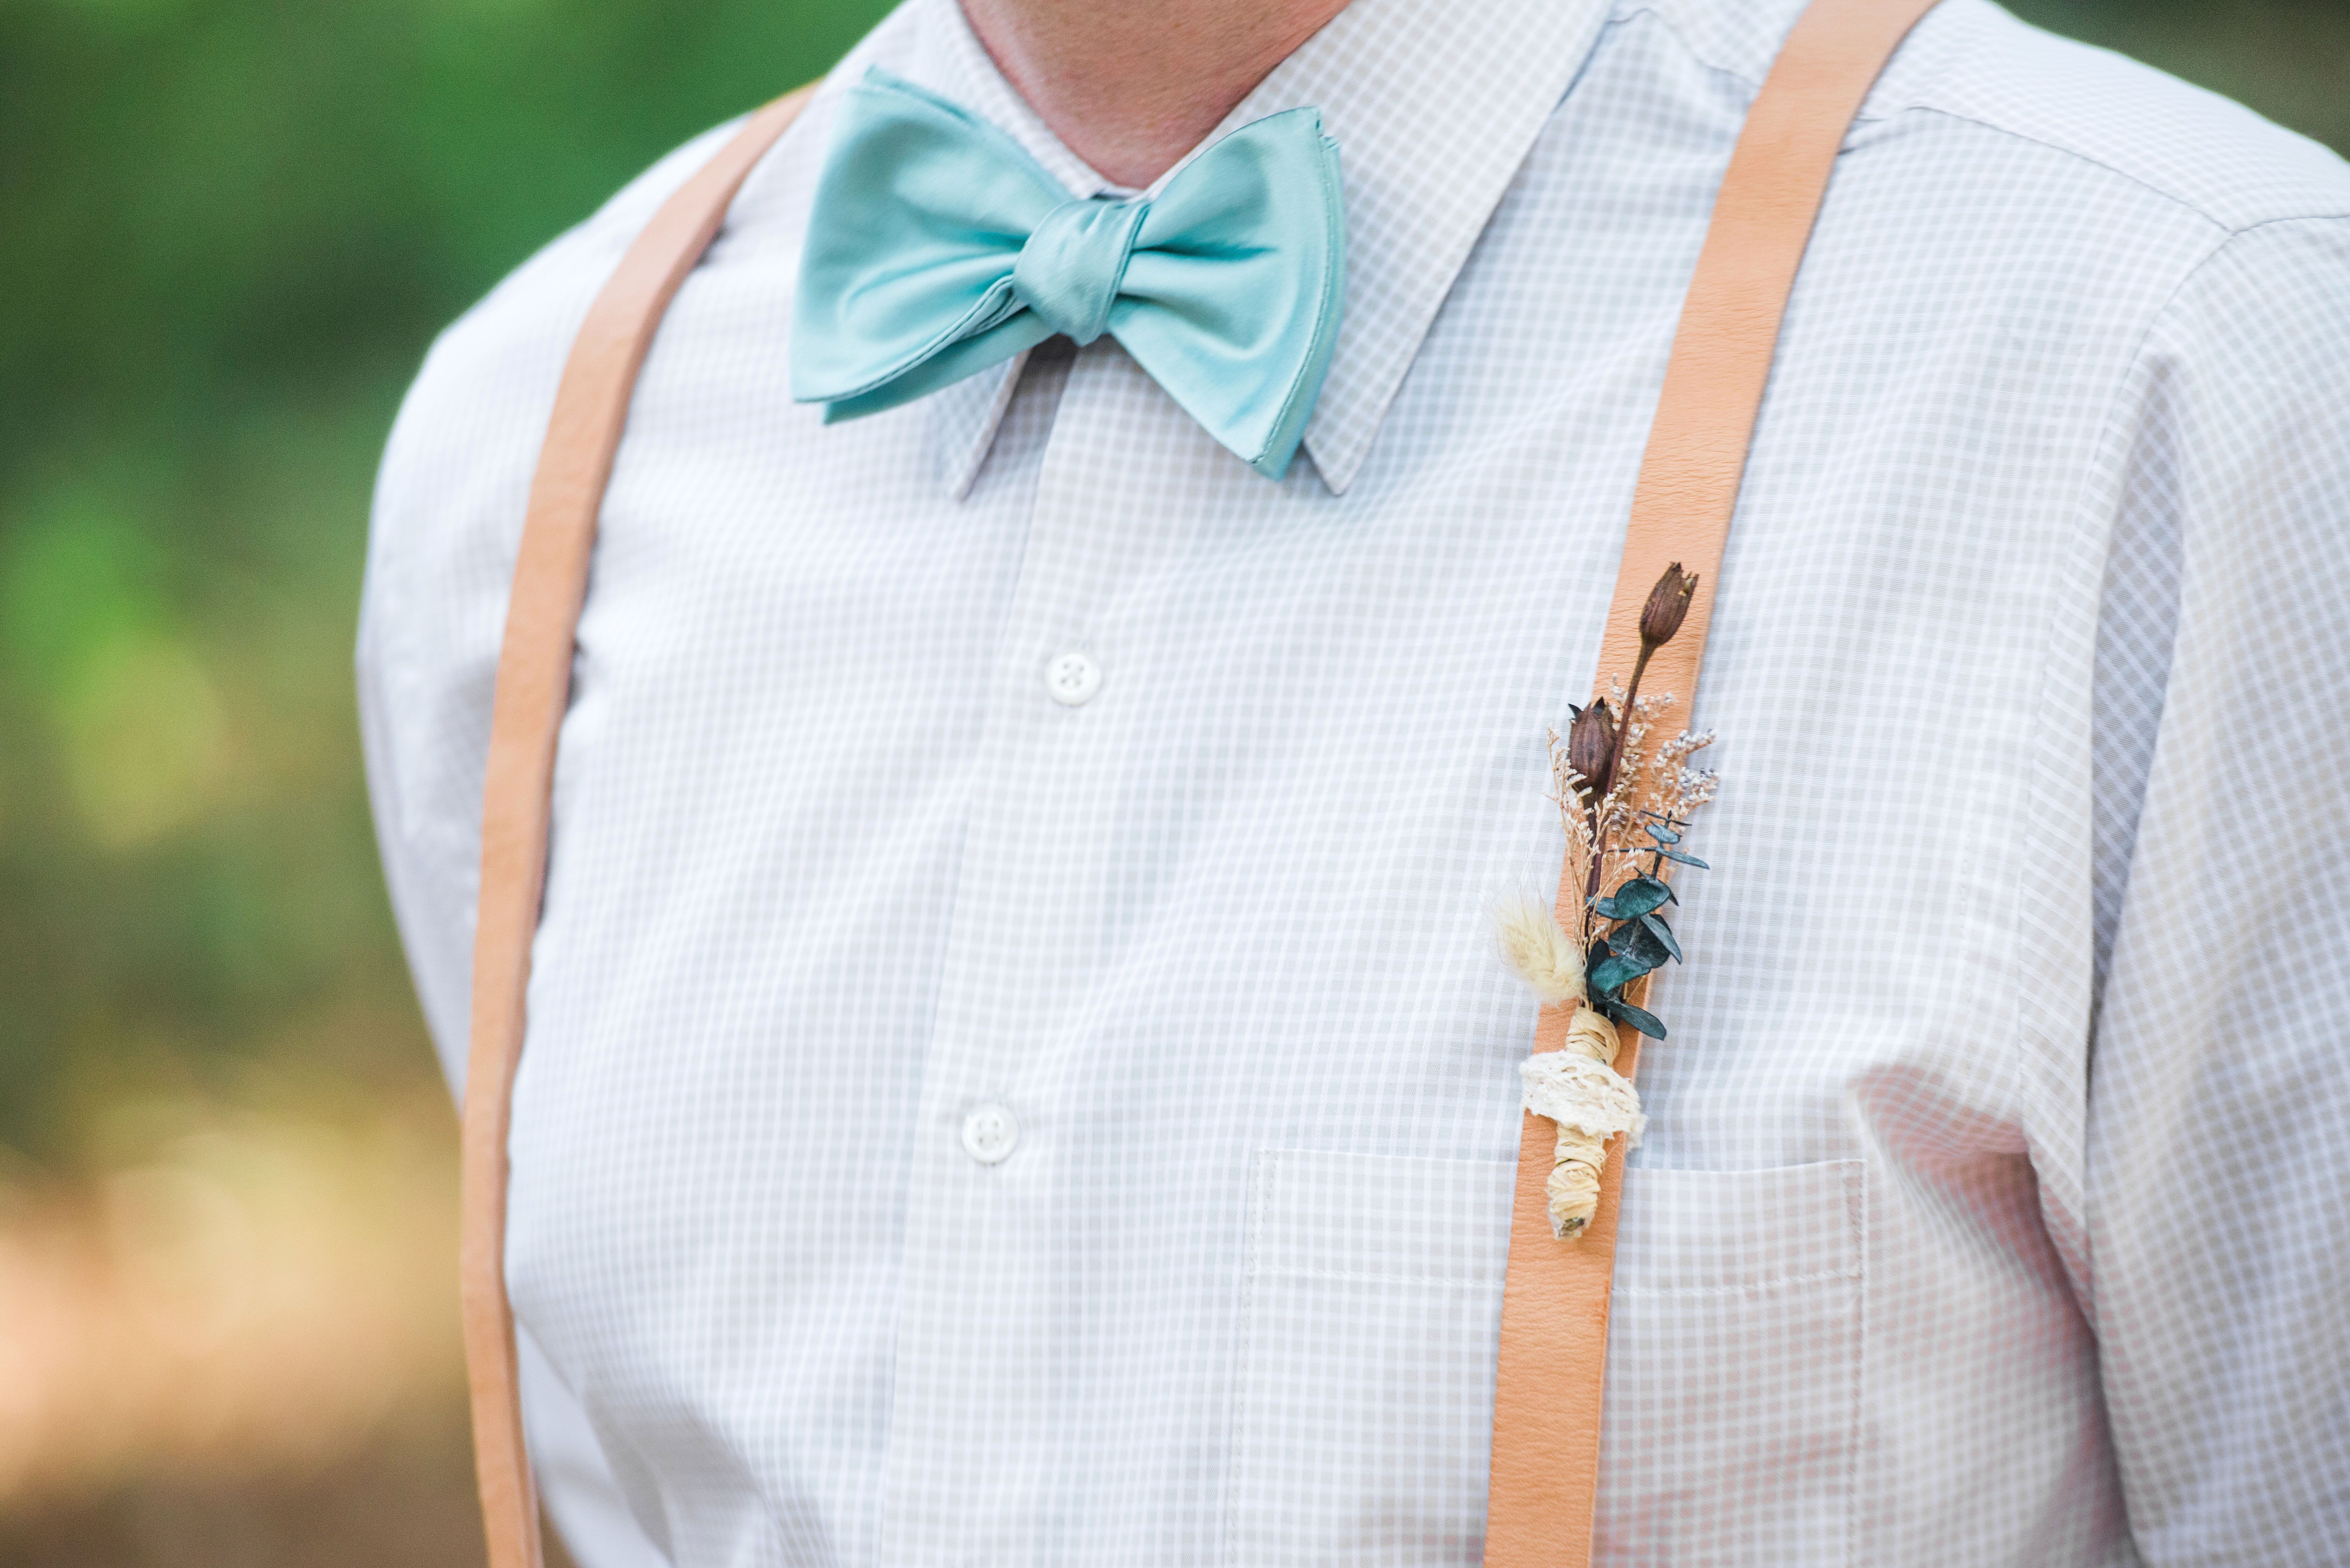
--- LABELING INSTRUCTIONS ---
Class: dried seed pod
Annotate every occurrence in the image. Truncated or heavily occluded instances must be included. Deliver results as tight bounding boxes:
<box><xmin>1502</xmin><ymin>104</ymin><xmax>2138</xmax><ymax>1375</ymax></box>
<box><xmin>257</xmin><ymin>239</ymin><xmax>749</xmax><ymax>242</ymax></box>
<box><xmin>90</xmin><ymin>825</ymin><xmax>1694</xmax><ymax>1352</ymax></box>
<box><xmin>1639</xmin><ymin>563</ymin><xmax>1700</xmax><ymax>649</ymax></box>
<box><xmin>1564</xmin><ymin>701</ymin><xmax>1618</xmax><ymax>798</ymax></box>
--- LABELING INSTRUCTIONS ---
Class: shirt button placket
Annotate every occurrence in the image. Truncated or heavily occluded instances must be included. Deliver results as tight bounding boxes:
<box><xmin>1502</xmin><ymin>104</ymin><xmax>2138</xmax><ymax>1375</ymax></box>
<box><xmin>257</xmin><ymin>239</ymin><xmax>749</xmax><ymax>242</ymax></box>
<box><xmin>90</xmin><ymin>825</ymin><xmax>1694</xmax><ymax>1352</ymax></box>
<box><xmin>881</xmin><ymin>342</ymin><xmax>1142</xmax><ymax>1555</ymax></box>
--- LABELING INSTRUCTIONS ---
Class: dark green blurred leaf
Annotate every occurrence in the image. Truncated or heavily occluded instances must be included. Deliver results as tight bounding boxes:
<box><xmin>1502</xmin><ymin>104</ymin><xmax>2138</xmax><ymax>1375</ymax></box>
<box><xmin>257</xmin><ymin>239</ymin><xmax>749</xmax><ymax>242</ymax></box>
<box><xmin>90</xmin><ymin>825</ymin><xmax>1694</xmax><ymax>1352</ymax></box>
<box><xmin>0</xmin><ymin>0</ymin><xmax>895</xmax><ymax>1167</ymax></box>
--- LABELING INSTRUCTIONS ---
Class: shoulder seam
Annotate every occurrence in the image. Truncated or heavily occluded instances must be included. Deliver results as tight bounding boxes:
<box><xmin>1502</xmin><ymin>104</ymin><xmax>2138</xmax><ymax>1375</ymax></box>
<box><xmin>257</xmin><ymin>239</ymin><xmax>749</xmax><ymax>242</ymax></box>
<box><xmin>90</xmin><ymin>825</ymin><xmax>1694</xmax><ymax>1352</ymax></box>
<box><xmin>1612</xmin><ymin>0</ymin><xmax>2349</xmax><ymax>239</ymax></box>
<box><xmin>1892</xmin><ymin>103</ymin><xmax>2350</xmax><ymax>239</ymax></box>
<box><xmin>2114</xmin><ymin>212</ymin><xmax>2350</xmax><ymax>384</ymax></box>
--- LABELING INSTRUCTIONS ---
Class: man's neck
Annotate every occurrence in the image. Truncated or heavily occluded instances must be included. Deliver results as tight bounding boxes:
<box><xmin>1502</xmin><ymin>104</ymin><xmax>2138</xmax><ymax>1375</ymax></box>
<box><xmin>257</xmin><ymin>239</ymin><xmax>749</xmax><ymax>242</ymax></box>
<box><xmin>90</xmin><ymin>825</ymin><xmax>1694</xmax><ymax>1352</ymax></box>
<box><xmin>959</xmin><ymin>0</ymin><xmax>1355</xmax><ymax>189</ymax></box>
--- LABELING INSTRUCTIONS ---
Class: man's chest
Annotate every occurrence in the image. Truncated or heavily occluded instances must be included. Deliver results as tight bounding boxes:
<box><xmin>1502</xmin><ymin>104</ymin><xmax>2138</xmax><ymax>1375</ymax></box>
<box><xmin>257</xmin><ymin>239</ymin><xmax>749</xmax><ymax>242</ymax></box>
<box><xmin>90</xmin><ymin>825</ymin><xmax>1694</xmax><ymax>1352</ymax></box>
<box><xmin>498</xmin><ymin>41</ymin><xmax>2147</xmax><ymax>1204</ymax></box>
<box><xmin>365</xmin><ymin>3</ymin><xmax>2340</xmax><ymax>1552</ymax></box>
<box><xmin>496</xmin><ymin>262</ymin><xmax>2095</xmax><ymax>1561</ymax></box>
<box><xmin>516</xmin><ymin>226</ymin><xmax>2086</xmax><ymax>1176</ymax></box>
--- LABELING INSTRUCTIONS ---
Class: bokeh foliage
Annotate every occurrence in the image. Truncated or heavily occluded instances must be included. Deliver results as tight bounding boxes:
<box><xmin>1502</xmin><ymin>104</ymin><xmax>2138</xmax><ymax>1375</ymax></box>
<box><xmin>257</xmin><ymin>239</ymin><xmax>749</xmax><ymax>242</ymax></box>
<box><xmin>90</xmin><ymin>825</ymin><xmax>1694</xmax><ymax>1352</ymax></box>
<box><xmin>0</xmin><ymin>0</ymin><xmax>2344</xmax><ymax>1169</ymax></box>
<box><xmin>0</xmin><ymin>0</ymin><xmax>888</xmax><ymax>1167</ymax></box>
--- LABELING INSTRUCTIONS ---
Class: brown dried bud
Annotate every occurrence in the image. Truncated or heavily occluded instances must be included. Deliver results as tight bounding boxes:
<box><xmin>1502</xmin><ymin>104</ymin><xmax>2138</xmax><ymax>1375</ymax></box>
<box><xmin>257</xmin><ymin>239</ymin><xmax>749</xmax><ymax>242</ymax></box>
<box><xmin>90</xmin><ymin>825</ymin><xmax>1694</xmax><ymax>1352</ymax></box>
<box><xmin>1565</xmin><ymin>700</ymin><xmax>1618</xmax><ymax>795</ymax></box>
<box><xmin>1639</xmin><ymin>564</ymin><xmax>1700</xmax><ymax>648</ymax></box>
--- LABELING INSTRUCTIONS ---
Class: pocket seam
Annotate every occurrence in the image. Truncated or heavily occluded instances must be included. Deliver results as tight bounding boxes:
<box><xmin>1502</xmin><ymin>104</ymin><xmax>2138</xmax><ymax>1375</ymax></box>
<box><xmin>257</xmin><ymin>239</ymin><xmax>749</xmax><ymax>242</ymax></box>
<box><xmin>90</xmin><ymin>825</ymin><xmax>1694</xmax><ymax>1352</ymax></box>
<box><xmin>1611</xmin><ymin>1264</ymin><xmax>1860</xmax><ymax>1297</ymax></box>
<box><xmin>1243</xmin><ymin>1147</ymin><xmax>1518</xmax><ymax>1286</ymax></box>
<box><xmin>1229</xmin><ymin>1147</ymin><xmax>1516</xmax><ymax>1566</ymax></box>
<box><xmin>1613</xmin><ymin>1158</ymin><xmax>1864</xmax><ymax>1294</ymax></box>
<box><xmin>1251</xmin><ymin>1265</ymin><xmax>1503</xmax><ymax>1287</ymax></box>
<box><xmin>1592</xmin><ymin>1157</ymin><xmax>1868</xmax><ymax>1564</ymax></box>
<box><xmin>1846</xmin><ymin>1158</ymin><xmax>1868</xmax><ymax>1568</ymax></box>
<box><xmin>1241</xmin><ymin>1151</ymin><xmax>1513</xmax><ymax>1281</ymax></box>
<box><xmin>1224</xmin><ymin>1151</ymin><xmax>1270</xmax><ymax>1568</ymax></box>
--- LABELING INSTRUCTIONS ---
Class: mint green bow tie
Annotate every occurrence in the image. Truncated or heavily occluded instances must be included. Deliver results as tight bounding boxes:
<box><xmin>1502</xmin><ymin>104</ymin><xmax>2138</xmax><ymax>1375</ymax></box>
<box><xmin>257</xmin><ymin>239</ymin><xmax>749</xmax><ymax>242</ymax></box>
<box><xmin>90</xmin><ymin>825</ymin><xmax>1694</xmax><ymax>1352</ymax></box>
<box><xmin>791</xmin><ymin>70</ymin><xmax>1345</xmax><ymax>480</ymax></box>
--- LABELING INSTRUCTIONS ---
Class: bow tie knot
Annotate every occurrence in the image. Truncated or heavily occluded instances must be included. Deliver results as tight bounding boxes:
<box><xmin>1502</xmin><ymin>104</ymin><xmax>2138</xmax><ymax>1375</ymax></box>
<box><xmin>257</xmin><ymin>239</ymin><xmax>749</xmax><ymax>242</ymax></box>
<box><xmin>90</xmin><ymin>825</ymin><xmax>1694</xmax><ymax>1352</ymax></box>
<box><xmin>792</xmin><ymin>70</ymin><xmax>1346</xmax><ymax>480</ymax></box>
<box><xmin>1015</xmin><ymin>196</ymin><xmax>1148</xmax><ymax>346</ymax></box>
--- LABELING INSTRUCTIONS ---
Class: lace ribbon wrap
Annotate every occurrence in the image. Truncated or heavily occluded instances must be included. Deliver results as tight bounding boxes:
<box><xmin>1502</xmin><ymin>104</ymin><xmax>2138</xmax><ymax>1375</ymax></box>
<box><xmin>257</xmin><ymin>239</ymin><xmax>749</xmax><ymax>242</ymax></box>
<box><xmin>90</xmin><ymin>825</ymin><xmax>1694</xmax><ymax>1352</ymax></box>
<box><xmin>1518</xmin><ymin>1008</ymin><xmax>1644</xmax><ymax>1238</ymax></box>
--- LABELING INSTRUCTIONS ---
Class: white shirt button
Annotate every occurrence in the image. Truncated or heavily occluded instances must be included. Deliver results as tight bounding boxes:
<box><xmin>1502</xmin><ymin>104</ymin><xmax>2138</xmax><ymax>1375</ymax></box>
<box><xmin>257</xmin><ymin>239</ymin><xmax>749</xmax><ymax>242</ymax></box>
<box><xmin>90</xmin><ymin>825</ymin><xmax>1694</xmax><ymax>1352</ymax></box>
<box><xmin>961</xmin><ymin>1102</ymin><xmax>1019</xmax><ymax>1165</ymax></box>
<box><xmin>1046</xmin><ymin>651</ymin><xmax>1102</xmax><ymax>706</ymax></box>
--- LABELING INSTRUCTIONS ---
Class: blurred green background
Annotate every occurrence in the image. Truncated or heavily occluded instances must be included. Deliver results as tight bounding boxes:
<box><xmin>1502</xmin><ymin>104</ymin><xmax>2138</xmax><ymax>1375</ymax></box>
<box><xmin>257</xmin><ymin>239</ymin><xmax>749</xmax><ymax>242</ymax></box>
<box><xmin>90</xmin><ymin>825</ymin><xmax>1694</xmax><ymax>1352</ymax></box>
<box><xmin>0</xmin><ymin>1</ymin><xmax>2341</xmax><ymax>1563</ymax></box>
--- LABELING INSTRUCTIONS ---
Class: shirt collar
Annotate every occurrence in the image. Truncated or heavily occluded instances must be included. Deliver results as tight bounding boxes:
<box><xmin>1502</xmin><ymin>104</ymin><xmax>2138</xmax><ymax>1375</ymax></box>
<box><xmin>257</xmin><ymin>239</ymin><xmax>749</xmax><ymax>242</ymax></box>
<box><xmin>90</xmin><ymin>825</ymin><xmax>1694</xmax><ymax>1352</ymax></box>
<box><xmin>890</xmin><ymin>0</ymin><xmax>1613</xmax><ymax>497</ymax></box>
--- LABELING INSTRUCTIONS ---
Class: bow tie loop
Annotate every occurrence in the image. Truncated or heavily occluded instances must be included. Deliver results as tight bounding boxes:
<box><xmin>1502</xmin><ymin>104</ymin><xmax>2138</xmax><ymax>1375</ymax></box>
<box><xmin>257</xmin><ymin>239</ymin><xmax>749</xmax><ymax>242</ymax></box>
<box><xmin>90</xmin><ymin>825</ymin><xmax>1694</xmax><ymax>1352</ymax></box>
<box><xmin>792</xmin><ymin>70</ymin><xmax>1346</xmax><ymax>480</ymax></box>
<box><xmin>1015</xmin><ymin>196</ymin><xmax>1148</xmax><ymax>346</ymax></box>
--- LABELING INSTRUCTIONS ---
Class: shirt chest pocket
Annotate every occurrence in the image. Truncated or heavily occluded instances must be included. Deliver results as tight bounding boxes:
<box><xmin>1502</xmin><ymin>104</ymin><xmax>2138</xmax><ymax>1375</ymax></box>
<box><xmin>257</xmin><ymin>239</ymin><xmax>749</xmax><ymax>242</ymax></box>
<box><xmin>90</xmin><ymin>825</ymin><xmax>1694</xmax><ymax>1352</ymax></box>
<box><xmin>1228</xmin><ymin>1149</ymin><xmax>1520</xmax><ymax>1566</ymax></box>
<box><xmin>1227</xmin><ymin>1150</ymin><xmax>1864</xmax><ymax>1567</ymax></box>
<box><xmin>1596</xmin><ymin>1160</ymin><xmax>1866</xmax><ymax>1565</ymax></box>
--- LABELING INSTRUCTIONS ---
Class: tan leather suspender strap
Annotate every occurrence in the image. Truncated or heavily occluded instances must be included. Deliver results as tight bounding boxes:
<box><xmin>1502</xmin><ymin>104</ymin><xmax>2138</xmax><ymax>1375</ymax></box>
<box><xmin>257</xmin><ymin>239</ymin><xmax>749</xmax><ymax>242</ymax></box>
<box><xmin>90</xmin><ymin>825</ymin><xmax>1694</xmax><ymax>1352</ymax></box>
<box><xmin>461</xmin><ymin>3</ymin><xmax>1937</xmax><ymax>1560</ymax></box>
<box><xmin>460</xmin><ymin>86</ymin><xmax>814</xmax><ymax>1568</ymax></box>
<box><xmin>1483</xmin><ymin>2</ymin><xmax>1938</xmax><ymax>1564</ymax></box>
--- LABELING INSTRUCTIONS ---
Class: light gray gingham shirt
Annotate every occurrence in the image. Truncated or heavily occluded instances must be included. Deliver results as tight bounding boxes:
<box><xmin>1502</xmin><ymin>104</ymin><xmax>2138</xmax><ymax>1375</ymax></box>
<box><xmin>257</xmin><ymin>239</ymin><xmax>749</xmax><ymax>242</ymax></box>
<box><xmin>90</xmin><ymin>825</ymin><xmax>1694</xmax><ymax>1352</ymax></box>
<box><xmin>357</xmin><ymin>0</ymin><xmax>2350</xmax><ymax>1562</ymax></box>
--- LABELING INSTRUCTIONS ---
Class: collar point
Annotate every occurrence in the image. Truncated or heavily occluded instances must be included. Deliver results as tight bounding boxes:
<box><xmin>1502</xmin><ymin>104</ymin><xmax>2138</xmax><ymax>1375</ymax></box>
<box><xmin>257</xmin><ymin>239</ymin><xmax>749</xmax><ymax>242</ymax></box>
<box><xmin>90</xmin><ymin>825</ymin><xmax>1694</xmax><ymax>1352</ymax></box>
<box><xmin>1301</xmin><ymin>429</ymin><xmax>1368</xmax><ymax>498</ymax></box>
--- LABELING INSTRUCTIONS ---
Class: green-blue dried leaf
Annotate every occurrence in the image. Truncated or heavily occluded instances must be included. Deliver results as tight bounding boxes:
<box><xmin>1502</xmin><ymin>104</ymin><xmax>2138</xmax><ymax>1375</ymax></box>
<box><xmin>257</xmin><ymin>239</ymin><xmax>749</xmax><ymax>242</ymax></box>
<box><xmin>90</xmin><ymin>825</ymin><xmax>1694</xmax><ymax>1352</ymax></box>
<box><xmin>1639</xmin><ymin>911</ymin><xmax>1682</xmax><ymax>962</ymax></box>
<box><xmin>1654</xmin><ymin>846</ymin><xmax>1709</xmax><ymax>869</ymax></box>
<box><xmin>1607</xmin><ymin>877</ymin><xmax>1672</xmax><ymax>919</ymax></box>
<box><xmin>1642</xmin><ymin>822</ymin><xmax>1682</xmax><ymax>844</ymax></box>
<box><xmin>1588</xmin><ymin>954</ymin><xmax>1647</xmax><ymax>995</ymax></box>
<box><xmin>1614</xmin><ymin>918</ymin><xmax>1670</xmax><ymax>968</ymax></box>
<box><xmin>1596</xmin><ymin>995</ymin><xmax>1667</xmax><ymax>1039</ymax></box>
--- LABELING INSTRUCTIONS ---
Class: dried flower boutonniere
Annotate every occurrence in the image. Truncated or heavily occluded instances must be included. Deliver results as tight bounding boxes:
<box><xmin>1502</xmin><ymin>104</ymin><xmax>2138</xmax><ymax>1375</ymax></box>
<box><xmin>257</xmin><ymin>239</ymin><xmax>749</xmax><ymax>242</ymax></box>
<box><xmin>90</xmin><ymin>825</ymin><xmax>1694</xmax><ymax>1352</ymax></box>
<box><xmin>1499</xmin><ymin>563</ymin><xmax>1720</xmax><ymax>1238</ymax></box>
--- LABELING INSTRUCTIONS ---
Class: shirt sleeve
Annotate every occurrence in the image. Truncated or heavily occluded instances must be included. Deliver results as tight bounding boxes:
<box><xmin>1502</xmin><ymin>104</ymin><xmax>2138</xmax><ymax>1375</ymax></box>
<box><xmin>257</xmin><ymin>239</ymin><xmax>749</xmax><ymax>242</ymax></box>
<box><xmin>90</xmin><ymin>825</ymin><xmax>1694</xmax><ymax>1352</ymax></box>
<box><xmin>360</xmin><ymin>368</ymin><xmax>681</xmax><ymax>1568</ymax></box>
<box><xmin>2079</xmin><ymin>214</ymin><xmax>2350</xmax><ymax>1565</ymax></box>
<box><xmin>354</xmin><ymin>118</ymin><xmax>757</xmax><ymax>1568</ymax></box>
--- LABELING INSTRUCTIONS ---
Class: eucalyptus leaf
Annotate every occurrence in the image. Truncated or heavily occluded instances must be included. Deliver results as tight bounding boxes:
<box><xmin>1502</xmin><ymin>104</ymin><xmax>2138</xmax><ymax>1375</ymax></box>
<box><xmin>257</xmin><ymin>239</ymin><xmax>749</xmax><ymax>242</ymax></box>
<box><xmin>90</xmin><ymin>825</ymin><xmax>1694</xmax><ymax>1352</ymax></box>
<box><xmin>1588</xmin><ymin>954</ymin><xmax>1647</xmax><ymax>995</ymax></box>
<box><xmin>1606</xmin><ymin>876</ymin><xmax>1672</xmax><ymax>919</ymax></box>
<box><xmin>1596</xmin><ymin>995</ymin><xmax>1667</xmax><ymax>1039</ymax></box>
<box><xmin>1642</xmin><ymin>822</ymin><xmax>1682</xmax><ymax>844</ymax></box>
<box><xmin>1639</xmin><ymin>911</ymin><xmax>1682</xmax><ymax>962</ymax></box>
<box><xmin>1614</xmin><ymin>918</ymin><xmax>1670</xmax><ymax>968</ymax></box>
<box><xmin>1654</xmin><ymin>846</ymin><xmax>1709</xmax><ymax>869</ymax></box>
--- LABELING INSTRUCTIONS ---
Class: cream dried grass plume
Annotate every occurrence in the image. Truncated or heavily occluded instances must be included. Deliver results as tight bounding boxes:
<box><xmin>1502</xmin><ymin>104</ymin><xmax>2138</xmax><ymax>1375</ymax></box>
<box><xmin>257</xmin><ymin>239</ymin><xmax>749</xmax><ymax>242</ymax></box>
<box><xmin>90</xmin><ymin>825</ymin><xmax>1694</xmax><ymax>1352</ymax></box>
<box><xmin>1496</xmin><ymin>893</ymin><xmax>1584</xmax><ymax>1005</ymax></box>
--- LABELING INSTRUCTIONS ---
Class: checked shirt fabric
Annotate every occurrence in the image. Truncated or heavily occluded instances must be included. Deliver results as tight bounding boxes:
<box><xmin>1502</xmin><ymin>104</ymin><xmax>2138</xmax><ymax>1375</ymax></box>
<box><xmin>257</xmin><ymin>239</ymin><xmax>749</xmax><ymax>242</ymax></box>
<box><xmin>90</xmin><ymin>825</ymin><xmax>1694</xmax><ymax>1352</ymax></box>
<box><xmin>358</xmin><ymin>0</ymin><xmax>2350</xmax><ymax>1562</ymax></box>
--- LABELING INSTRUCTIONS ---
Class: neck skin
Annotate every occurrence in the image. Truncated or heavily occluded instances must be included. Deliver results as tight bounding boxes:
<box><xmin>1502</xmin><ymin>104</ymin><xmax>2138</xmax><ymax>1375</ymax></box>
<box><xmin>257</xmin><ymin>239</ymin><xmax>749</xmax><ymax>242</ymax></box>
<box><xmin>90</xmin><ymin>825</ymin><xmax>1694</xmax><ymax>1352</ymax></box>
<box><xmin>959</xmin><ymin>0</ymin><xmax>1355</xmax><ymax>188</ymax></box>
